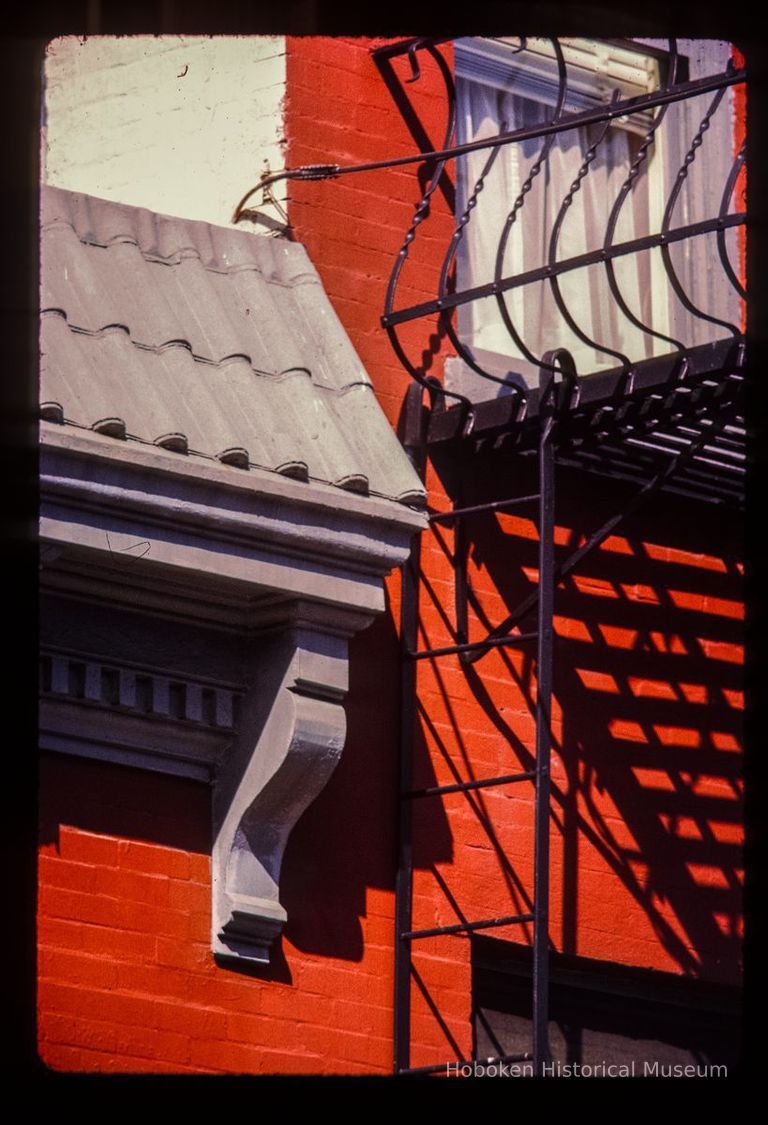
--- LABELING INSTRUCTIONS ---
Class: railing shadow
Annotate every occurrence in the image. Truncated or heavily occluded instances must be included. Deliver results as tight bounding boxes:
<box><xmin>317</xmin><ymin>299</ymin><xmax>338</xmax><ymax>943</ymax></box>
<box><xmin>419</xmin><ymin>448</ymin><xmax>743</xmax><ymax>984</ymax></box>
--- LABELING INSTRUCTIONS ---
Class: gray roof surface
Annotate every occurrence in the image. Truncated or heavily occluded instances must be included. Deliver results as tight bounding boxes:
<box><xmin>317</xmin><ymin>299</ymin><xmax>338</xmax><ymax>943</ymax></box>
<box><xmin>40</xmin><ymin>185</ymin><xmax>426</xmax><ymax>507</ymax></box>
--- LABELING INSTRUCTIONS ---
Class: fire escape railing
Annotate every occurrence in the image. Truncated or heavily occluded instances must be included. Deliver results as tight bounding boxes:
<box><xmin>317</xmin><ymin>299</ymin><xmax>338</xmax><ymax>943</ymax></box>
<box><xmin>373</xmin><ymin>38</ymin><xmax>745</xmax><ymax>415</ymax></box>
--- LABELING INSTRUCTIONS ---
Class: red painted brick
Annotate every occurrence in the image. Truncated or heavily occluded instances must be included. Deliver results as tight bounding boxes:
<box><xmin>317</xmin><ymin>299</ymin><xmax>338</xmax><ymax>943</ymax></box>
<box><xmin>39</xmin><ymin>1043</ymin><xmax>124</xmax><ymax>1073</ymax></box>
<box><xmin>189</xmin><ymin>1037</ymin><xmax>318</xmax><ymax>1074</ymax></box>
<box><xmin>187</xmin><ymin>853</ymin><xmax>210</xmax><ymax>882</ymax></box>
<box><xmin>78</xmin><ymin>923</ymin><xmax>157</xmax><ymax>962</ymax></box>
<box><xmin>261</xmin><ymin>988</ymin><xmax>331</xmax><ymax>1025</ymax></box>
<box><xmin>57</xmin><ymin>827</ymin><xmax>120</xmax><ymax>866</ymax></box>
<box><xmin>166</xmin><ymin>878</ymin><xmax>208</xmax><ymax>912</ymax></box>
<box><xmin>152</xmin><ymin>1002</ymin><xmax>230</xmax><ymax>1041</ymax></box>
<box><xmin>92</xmin><ymin>866</ymin><xmax>171</xmax><ymax>907</ymax></box>
<box><xmin>155</xmin><ymin>935</ymin><xmax>211</xmax><ymax>972</ymax></box>
<box><xmin>225</xmin><ymin>1010</ymin><xmax>289</xmax><ymax>1046</ymax></box>
<box><xmin>38</xmin><ymin>885</ymin><xmax>122</xmax><ymax>929</ymax></box>
<box><xmin>37</xmin><ymin>33</ymin><xmax>744</xmax><ymax>1078</ymax></box>
<box><xmin>336</xmin><ymin>1029</ymin><xmax>392</xmax><ymax>1068</ymax></box>
<box><xmin>331</xmin><ymin>997</ymin><xmax>390</xmax><ymax>1036</ymax></box>
<box><xmin>39</xmin><ymin>947</ymin><xmax>119</xmax><ymax>990</ymax></box>
<box><xmin>40</xmin><ymin>1012</ymin><xmax>119</xmax><ymax>1054</ymax></box>
<box><xmin>117</xmin><ymin>839</ymin><xmax>192</xmax><ymax>880</ymax></box>
<box><xmin>115</xmin><ymin>900</ymin><xmax>191</xmax><ymax>940</ymax></box>
<box><xmin>38</xmin><ymin>854</ymin><xmax>98</xmax><ymax>893</ymax></box>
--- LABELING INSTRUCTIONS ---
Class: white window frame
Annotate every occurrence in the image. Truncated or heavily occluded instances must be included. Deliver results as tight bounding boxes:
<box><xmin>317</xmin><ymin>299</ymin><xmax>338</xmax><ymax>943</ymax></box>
<box><xmin>448</xmin><ymin>37</ymin><xmax>691</xmax><ymax>400</ymax></box>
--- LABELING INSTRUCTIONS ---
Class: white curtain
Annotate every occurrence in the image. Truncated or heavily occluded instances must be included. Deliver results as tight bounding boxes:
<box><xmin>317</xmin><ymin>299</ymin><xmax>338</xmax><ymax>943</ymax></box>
<box><xmin>456</xmin><ymin>81</ymin><xmax>668</xmax><ymax>378</ymax></box>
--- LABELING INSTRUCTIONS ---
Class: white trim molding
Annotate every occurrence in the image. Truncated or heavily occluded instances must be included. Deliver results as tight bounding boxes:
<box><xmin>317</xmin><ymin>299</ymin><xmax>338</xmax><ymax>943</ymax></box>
<box><xmin>455</xmin><ymin>37</ymin><xmax>660</xmax><ymax>134</ymax></box>
<box><xmin>40</xmin><ymin>423</ymin><xmax>425</xmax><ymax>964</ymax></box>
<box><xmin>212</xmin><ymin>625</ymin><xmax>350</xmax><ymax>964</ymax></box>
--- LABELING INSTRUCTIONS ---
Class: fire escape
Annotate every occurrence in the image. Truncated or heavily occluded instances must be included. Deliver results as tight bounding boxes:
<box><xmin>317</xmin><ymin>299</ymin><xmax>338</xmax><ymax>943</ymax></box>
<box><xmin>235</xmin><ymin>35</ymin><xmax>746</xmax><ymax>1077</ymax></box>
<box><xmin>376</xmin><ymin>37</ymin><xmax>745</xmax><ymax>1077</ymax></box>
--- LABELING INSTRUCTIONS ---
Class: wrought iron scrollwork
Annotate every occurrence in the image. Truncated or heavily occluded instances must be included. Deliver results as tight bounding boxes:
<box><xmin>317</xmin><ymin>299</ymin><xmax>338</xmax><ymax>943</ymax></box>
<box><xmin>546</xmin><ymin>89</ymin><xmax>632</xmax><ymax>372</ymax></box>
<box><xmin>374</xmin><ymin>36</ymin><xmax>746</xmax><ymax>402</ymax></box>
<box><xmin>659</xmin><ymin>62</ymin><xmax>741</xmax><ymax>338</ymax></box>
<box><xmin>602</xmin><ymin>40</ymin><xmax>685</xmax><ymax>355</ymax></box>
<box><xmin>717</xmin><ymin>141</ymin><xmax>747</xmax><ymax>302</ymax></box>
<box><xmin>492</xmin><ymin>38</ymin><xmax>570</xmax><ymax>377</ymax></box>
<box><xmin>232</xmin><ymin>37</ymin><xmax>746</xmax><ymax>412</ymax></box>
<box><xmin>382</xmin><ymin>43</ymin><xmax>473</xmax><ymax>415</ymax></box>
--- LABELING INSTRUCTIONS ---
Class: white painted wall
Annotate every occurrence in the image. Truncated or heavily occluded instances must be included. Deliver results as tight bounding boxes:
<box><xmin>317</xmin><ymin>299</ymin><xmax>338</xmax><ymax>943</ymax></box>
<box><xmin>42</xmin><ymin>36</ymin><xmax>286</xmax><ymax>229</ymax></box>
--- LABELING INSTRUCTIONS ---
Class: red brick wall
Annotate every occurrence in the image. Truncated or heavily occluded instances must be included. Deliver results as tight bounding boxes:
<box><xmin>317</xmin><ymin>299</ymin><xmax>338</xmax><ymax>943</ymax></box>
<box><xmin>286</xmin><ymin>36</ymin><xmax>457</xmax><ymax>435</ymax></box>
<box><xmin>285</xmin><ymin>36</ymin><xmax>744</xmax><ymax>1069</ymax></box>
<box><xmin>37</xmin><ymin>610</ymin><xmax>402</xmax><ymax>1074</ymax></box>
<box><xmin>37</xmin><ymin>35</ymin><xmax>744</xmax><ymax>1075</ymax></box>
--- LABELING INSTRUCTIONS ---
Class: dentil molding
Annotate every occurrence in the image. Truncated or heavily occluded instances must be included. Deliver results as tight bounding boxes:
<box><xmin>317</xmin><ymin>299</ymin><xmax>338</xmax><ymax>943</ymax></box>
<box><xmin>40</xmin><ymin>425</ymin><xmax>425</xmax><ymax>963</ymax></box>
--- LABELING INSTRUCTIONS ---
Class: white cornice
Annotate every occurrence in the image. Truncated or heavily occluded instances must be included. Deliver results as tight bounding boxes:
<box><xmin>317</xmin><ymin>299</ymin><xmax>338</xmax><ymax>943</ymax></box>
<box><xmin>41</xmin><ymin>423</ymin><xmax>425</xmax><ymax>624</ymax></box>
<box><xmin>40</xmin><ymin>419</ymin><xmax>424</xmax><ymax>965</ymax></box>
<box><xmin>40</xmin><ymin>423</ymin><xmax>426</xmax><ymax>531</ymax></box>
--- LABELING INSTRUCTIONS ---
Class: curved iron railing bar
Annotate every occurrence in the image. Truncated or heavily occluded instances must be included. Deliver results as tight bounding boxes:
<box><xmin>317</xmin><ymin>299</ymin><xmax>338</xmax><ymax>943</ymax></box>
<box><xmin>404</xmin><ymin>38</ymin><xmax>428</xmax><ymax>83</ymax></box>
<box><xmin>546</xmin><ymin>89</ymin><xmax>633</xmax><ymax>370</ymax></box>
<box><xmin>660</xmin><ymin>70</ymin><xmax>741</xmax><ymax>337</ymax></box>
<box><xmin>602</xmin><ymin>39</ymin><xmax>686</xmax><ymax>353</ymax></box>
<box><xmin>491</xmin><ymin>38</ymin><xmax>570</xmax><ymax>376</ymax></box>
<box><xmin>716</xmin><ymin>141</ymin><xmax>747</xmax><ymax>301</ymax></box>
<box><xmin>435</xmin><ymin>116</ymin><xmax>519</xmax><ymax>390</ymax></box>
<box><xmin>383</xmin><ymin>43</ymin><xmax>472</xmax><ymax>410</ymax></box>
<box><xmin>382</xmin><ymin>212</ymin><xmax>745</xmax><ymax>328</ymax></box>
<box><xmin>485</xmin><ymin>36</ymin><xmax>529</xmax><ymax>54</ymax></box>
<box><xmin>433</xmin><ymin>37</ymin><xmax>560</xmax><ymax>394</ymax></box>
<box><xmin>231</xmin><ymin>66</ymin><xmax>745</xmax><ymax>221</ymax></box>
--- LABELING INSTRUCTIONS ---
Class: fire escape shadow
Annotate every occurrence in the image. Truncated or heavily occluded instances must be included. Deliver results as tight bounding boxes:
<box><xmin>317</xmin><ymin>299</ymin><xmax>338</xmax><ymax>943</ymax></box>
<box><xmin>449</xmin><ymin>454</ymin><xmax>744</xmax><ymax>983</ymax></box>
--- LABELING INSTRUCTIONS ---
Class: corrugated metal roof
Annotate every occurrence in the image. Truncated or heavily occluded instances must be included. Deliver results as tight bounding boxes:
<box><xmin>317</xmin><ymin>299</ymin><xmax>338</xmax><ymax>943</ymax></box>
<box><xmin>40</xmin><ymin>185</ymin><xmax>426</xmax><ymax>507</ymax></box>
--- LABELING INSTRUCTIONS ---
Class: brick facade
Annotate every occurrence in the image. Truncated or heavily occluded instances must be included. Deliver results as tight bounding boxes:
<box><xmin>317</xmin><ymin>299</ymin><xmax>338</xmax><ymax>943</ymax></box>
<box><xmin>37</xmin><ymin>35</ymin><xmax>744</xmax><ymax>1074</ymax></box>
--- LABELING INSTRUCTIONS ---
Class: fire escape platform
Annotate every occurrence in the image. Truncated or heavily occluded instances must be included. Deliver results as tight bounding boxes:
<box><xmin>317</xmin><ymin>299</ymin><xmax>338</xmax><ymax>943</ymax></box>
<box><xmin>422</xmin><ymin>337</ymin><xmax>745</xmax><ymax>508</ymax></box>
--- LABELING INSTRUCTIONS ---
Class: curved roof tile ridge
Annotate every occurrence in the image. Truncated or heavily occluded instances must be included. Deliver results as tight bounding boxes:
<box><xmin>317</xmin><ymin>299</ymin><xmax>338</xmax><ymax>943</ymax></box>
<box><xmin>42</xmin><ymin>184</ymin><xmax>316</xmax><ymax>284</ymax></box>
<box><xmin>40</xmin><ymin>185</ymin><xmax>427</xmax><ymax>509</ymax></box>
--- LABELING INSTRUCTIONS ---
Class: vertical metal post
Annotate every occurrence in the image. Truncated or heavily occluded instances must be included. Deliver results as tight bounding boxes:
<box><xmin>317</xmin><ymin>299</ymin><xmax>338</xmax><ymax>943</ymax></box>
<box><xmin>454</xmin><ymin>490</ymin><xmax>469</xmax><ymax>650</ymax></box>
<box><xmin>394</xmin><ymin>533</ymin><xmax>420</xmax><ymax>1073</ymax></box>
<box><xmin>394</xmin><ymin>386</ymin><xmax>426</xmax><ymax>1075</ymax></box>
<box><xmin>533</xmin><ymin>362</ymin><xmax>556</xmax><ymax>1076</ymax></box>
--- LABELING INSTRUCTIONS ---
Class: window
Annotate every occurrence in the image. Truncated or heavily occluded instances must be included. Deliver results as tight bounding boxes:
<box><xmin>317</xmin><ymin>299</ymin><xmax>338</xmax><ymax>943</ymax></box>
<box><xmin>448</xmin><ymin>38</ymin><xmax>742</xmax><ymax>399</ymax></box>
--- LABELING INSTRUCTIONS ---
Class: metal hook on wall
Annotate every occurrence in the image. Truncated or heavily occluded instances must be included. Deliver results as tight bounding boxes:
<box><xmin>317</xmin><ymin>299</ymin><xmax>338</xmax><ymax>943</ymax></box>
<box><xmin>405</xmin><ymin>40</ymin><xmax>425</xmax><ymax>83</ymax></box>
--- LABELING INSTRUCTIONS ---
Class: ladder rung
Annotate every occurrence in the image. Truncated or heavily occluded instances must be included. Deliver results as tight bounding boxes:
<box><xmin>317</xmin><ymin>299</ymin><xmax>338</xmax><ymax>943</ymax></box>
<box><xmin>404</xmin><ymin>770</ymin><xmax>536</xmax><ymax>799</ymax></box>
<box><xmin>398</xmin><ymin>1052</ymin><xmax>533</xmax><ymax>1077</ymax></box>
<box><xmin>408</xmin><ymin>631</ymin><xmax>538</xmax><ymax>661</ymax></box>
<box><xmin>429</xmin><ymin>493</ymin><xmax>541</xmax><ymax>524</ymax></box>
<box><xmin>402</xmin><ymin>912</ymin><xmax>535</xmax><ymax>941</ymax></box>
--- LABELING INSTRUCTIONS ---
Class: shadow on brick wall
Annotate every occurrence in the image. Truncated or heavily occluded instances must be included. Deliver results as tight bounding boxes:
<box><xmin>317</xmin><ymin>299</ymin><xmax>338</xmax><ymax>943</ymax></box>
<box><xmin>423</xmin><ymin>446</ymin><xmax>743</xmax><ymax>984</ymax></box>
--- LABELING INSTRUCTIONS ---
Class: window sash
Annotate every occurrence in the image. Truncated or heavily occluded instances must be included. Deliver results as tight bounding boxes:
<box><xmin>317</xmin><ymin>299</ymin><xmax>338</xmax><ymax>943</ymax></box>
<box><xmin>449</xmin><ymin>38</ymin><xmax>740</xmax><ymax>400</ymax></box>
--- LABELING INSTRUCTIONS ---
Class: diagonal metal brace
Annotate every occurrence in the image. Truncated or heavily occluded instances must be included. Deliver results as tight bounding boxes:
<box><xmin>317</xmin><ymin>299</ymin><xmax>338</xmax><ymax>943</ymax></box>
<box><xmin>462</xmin><ymin>386</ymin><xmax>741</xmax><ymax>666</ymax></box>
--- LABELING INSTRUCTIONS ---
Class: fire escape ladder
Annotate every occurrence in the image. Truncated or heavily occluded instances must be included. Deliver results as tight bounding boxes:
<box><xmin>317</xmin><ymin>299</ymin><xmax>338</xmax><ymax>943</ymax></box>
<box><xmin>394</xmin><ymin>358</ymin><xmax>556</xmax><ymax>1076</ymax></box>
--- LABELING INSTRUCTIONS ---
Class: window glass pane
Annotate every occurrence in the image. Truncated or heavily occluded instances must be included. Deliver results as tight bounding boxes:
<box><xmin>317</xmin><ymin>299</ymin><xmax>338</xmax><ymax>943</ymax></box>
<box><xmin>451</xmin><ymin>38</ymin><xmax>743</xmax><ymax>399</ymax></box>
